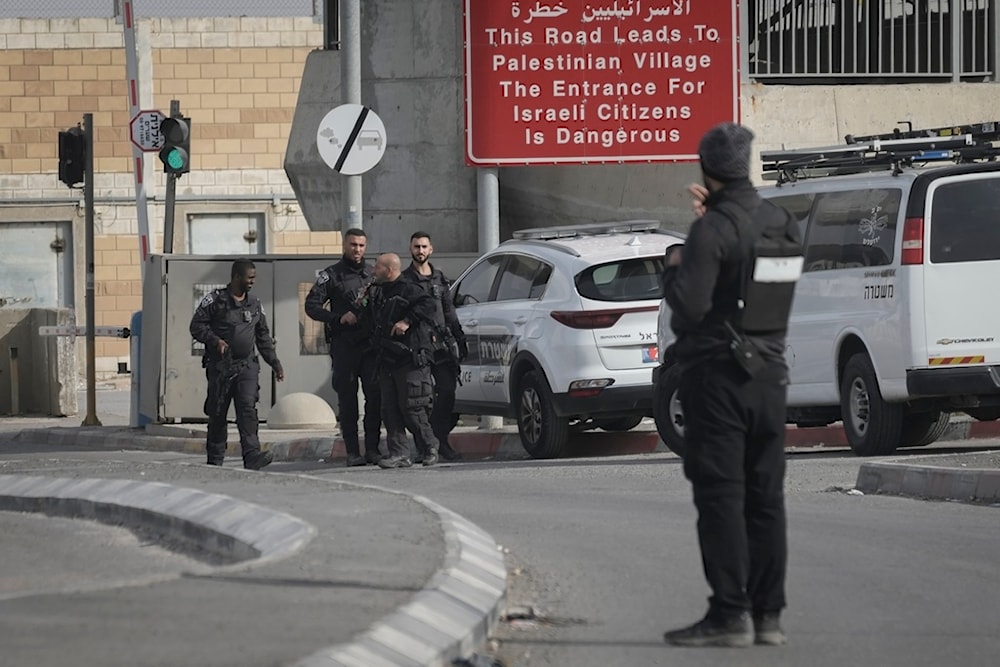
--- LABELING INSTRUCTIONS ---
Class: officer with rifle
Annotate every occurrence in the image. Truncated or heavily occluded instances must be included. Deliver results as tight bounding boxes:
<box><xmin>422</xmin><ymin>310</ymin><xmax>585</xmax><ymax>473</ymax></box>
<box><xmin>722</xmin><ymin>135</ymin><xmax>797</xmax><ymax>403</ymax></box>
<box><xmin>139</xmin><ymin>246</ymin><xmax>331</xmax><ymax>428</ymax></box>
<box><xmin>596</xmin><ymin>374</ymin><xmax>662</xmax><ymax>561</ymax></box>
<box><xmin>190</xmin><ymin>258</ymin><xmax>285</xmax><ymax>470</ymax></box>
<box><xmin>402</xmin><ymin>231</ymin><xmax>468</xmax><ymax>462</ymax></box>
<box><xmin>305</xmin><ymin>228</ymin><xmax>383</xmax><ymax>466</ymax></box>
<box><xmin>370</xmin><ymin>252</ymin><xmax>440</xmax><ymax>468</ymax></box>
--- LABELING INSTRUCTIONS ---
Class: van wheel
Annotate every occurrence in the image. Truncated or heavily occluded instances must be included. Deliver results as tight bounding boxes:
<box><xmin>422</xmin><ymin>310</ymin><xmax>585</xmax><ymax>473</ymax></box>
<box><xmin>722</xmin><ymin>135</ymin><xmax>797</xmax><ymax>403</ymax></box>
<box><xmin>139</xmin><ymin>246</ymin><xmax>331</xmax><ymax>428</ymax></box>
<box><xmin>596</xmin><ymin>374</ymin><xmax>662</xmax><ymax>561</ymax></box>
<box><xmin>516</xmin><ymin>371</ymin><xmax>569</xmax><ymax>459</ymax></box>
<box><xmin>653</xmin><ymin>363</ymin><xmax>686</xmax><ymax>457</ymax></box>
<box><xmin>595</xmin><ymin>416</ymin><xmax>643</xmax><ymax>432</ymax></box>
<box><xmin>898</xmin><ymin>411</ymin><xmax>951</xmax><ymax>448</ymax></box>
<box><xmin>840</xmin><ymin>353</ymin><xmax>904</xmax><ymax>456</ymax></box>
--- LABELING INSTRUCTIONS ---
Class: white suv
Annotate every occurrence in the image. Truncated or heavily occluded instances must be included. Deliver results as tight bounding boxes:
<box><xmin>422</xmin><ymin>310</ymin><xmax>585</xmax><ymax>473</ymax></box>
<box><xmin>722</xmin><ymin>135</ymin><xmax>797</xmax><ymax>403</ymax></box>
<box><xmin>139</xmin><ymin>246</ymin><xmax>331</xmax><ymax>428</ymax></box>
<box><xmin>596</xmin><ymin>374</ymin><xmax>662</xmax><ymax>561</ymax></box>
<box><xmin>655</xmin><ymin>123</ymin><xmax>1000</xmax><ymax>457</ymax></box>
<box><xmin>451</xmin><ymin>221</ymin><xmax>684</xmax><ymax>458</ymax></box>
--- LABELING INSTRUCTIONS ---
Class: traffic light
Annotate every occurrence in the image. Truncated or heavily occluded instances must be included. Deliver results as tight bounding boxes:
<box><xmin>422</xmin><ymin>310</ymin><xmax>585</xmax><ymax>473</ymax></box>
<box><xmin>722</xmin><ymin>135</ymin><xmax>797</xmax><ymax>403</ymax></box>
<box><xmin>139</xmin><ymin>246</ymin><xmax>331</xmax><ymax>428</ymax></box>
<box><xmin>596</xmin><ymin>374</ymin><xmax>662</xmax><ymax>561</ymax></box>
<box><xmin>158</xmin><ymin>115</ymin><xmax>191</xmax><ymax>175</ymax></box>
<box><xmin>58</xmin><ymin>127</ymin><xmax>86</xmax><ymax>187</ymax></box>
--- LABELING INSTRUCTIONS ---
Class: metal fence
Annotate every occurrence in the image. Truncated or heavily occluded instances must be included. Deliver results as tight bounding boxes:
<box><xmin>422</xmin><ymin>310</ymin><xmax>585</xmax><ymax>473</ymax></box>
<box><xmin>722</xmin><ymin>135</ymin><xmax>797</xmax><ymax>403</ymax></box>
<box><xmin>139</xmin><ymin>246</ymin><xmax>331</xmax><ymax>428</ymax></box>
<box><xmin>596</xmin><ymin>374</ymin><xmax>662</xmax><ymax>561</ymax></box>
<box><xmin>747</xmin><ymin>0</ymin><xmax>999</xmax><ymax>81</ymax></box>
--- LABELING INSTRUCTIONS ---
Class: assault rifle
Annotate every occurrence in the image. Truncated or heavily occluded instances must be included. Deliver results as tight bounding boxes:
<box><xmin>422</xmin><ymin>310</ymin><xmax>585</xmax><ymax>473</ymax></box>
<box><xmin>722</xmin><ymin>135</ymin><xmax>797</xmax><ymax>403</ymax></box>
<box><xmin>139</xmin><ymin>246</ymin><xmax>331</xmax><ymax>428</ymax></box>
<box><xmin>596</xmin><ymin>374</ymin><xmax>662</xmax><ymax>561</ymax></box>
<box><xmin>325</xmin><ymin>277</ymin><xmax>376</xmax><ymax>345</ymax></box>
<box><xmin>374</xmin><ymin>294</ymin><xmax>432</xmax><ymax>369</ymax></box>
<box><xmin>209</xmin><ymin>349</ymin><xmax>242</xmax><ymax>417</ymax></box>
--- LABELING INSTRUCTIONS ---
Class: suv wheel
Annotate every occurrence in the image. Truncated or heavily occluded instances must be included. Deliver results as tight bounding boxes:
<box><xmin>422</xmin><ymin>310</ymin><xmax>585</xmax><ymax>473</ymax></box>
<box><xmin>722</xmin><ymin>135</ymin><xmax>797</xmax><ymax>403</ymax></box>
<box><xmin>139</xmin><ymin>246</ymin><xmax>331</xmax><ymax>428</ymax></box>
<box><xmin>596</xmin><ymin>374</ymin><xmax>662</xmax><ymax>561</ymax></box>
<box><xmin>898</xmin><ymin>411</ymin><xmax>950</xmax><ymax>448</ymax></box>
<box><xmin>840</xmin><ymin>353</ymin><xmax>903</xmax><ymax>456</ymax></box>
<box><xmin>653</xmin><ymin>363</ymin><xmax>686</xmax><ymax>457</ymax></box>
<box><xmin>595</xmin><ymin>416</ymin><xmax>643</xmax><ymax>432</ymax></box>
<box><xmin>516</xmin><ymin>370</ymin><xmax>569</xmax><ymax>458</ymax></box>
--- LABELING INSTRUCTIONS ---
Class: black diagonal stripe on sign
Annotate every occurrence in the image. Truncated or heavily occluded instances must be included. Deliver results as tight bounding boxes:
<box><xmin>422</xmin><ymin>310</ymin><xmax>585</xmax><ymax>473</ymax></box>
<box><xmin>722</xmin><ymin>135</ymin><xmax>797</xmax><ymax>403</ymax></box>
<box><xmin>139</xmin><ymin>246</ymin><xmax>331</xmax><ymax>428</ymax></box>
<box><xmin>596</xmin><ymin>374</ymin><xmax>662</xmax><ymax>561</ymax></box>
<box><xmin>336</xmin><ymin>106</ymin><xmax>370</xmax><ymax>172</ymax></box>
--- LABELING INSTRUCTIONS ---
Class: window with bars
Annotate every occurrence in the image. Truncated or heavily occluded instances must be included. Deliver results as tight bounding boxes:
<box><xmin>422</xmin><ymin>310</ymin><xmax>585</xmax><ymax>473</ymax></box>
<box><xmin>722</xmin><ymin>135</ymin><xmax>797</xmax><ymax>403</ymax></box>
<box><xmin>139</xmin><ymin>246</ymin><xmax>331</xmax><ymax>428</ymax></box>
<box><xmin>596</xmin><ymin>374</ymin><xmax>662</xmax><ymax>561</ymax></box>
<box><xmin>747</xmin><ymin>0</ymin><xmax>997</xmax><ymax>81</ymax></box>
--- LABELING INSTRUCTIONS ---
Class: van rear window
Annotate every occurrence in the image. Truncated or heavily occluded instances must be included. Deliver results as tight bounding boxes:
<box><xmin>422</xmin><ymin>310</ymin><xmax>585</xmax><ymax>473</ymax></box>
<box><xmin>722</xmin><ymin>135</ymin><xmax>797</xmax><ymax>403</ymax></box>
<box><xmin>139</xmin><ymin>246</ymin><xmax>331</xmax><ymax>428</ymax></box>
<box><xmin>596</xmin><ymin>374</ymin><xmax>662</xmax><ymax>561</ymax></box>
<box><xmin>930</xmin><ymin>179</ymin><xmax>1000</xmax><ymax>264</ymax></box>
<box><xmin>803</xmin><ymin>189</ymin><xmax>900</xmax><ymax>271</ymax></box>
<box><xmin>576</xmin><ymin>257</ymin><xmax>664</xmax><ymax>302</ymax></box>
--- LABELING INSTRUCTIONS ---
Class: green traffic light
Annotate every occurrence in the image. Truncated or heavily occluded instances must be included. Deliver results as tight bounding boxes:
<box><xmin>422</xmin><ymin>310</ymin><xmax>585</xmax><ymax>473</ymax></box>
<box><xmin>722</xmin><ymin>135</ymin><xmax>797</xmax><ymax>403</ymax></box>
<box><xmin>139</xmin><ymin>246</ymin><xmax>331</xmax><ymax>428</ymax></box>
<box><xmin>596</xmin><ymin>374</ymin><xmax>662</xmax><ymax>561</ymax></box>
<box><xmin>164</xmin><ymin>147</ymin><xmax>187</xmax><ymax>170</ymax></box>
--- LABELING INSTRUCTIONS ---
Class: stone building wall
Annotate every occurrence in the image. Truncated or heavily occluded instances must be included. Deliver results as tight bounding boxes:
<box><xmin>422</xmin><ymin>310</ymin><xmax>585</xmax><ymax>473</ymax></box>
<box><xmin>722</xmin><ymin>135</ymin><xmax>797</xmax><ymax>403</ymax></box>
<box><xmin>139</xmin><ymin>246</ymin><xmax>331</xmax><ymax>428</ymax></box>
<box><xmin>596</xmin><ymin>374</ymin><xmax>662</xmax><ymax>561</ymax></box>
<box><xmin>0</xmin><ymin>15</ymin><xmax>342</xmax><ymax>377</ymax></box>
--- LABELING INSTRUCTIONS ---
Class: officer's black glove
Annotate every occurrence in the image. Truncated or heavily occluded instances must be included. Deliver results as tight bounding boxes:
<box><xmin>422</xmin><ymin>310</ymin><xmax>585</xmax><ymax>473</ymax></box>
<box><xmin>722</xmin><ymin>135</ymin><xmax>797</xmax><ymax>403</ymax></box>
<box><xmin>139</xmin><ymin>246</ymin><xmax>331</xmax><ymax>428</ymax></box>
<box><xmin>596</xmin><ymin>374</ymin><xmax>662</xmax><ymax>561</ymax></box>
<box><xmin>457</xmin><ymin>336</ymin><xmax>469</xmax><ymax>362</ymax></box>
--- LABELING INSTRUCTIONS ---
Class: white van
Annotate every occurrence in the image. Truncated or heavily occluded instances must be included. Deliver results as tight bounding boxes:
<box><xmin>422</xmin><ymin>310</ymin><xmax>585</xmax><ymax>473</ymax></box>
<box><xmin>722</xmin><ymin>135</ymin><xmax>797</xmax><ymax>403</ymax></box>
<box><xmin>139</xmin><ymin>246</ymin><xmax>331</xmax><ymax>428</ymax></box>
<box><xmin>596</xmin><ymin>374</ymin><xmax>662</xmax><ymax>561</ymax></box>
<box><xmin>654</xmin><ymin>123</ymin><xmax>1000</xmax><ymax>456</ymax></box>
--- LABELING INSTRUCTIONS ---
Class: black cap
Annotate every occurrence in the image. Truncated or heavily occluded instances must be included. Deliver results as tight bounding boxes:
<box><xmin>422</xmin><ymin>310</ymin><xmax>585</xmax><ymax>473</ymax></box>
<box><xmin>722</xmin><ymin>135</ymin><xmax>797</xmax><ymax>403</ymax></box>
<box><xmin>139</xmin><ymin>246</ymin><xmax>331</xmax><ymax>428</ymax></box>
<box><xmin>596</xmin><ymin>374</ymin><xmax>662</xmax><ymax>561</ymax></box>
<box><xmin>698</xmin><ymin>122</ymin><xmax>754</xmax><ymax>182</ymax></box>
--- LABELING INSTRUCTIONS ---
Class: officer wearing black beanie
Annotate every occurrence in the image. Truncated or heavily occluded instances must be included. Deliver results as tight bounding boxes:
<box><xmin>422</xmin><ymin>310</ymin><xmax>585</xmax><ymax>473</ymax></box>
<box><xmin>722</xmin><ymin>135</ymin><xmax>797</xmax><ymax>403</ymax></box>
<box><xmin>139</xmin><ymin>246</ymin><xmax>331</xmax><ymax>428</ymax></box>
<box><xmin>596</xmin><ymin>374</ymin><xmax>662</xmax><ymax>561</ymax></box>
<box><xmin>661</xmin><ymin>122</ymin><xmax>802</xmax><ymax>649</ymax></box>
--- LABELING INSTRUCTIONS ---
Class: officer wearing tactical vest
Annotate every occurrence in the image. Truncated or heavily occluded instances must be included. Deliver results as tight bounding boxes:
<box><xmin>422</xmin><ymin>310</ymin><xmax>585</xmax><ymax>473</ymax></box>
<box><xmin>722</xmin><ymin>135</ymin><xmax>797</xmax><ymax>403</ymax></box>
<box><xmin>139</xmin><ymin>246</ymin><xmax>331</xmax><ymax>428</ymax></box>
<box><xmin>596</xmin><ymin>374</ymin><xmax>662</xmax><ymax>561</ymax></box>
<box><xmin>305</xmin><ymin>228</ymin><xmax>383</xmax><ymax>467</ymax></box>
<box><xmin>402</xmin><ymin>231</ymin><xmax>468</xmax><ymax>462</ymax></box>
<box><xmin>189</xmin><ymin>258</ymin><xmax>285</xmax><ymax>470</ymax></box>
<box><xmin>370</xmin><ymin>252</ymin><xmax>441</xmax><ymax>468</ymax></box>
<box><xmin>661</xmin><ymin>123</ymin><xmax>803</xmax><ymax>649</ymax></box>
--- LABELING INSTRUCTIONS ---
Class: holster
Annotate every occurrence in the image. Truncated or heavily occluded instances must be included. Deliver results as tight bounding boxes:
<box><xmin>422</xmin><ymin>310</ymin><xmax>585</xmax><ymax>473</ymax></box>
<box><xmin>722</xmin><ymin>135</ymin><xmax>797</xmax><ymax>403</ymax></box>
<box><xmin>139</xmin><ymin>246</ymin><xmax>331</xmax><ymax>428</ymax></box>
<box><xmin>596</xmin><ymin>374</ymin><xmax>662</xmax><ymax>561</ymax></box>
<box><xmin>725</xmin><ymin>322</ymin><xmax>765</xmax><ymax>380</ymax></box>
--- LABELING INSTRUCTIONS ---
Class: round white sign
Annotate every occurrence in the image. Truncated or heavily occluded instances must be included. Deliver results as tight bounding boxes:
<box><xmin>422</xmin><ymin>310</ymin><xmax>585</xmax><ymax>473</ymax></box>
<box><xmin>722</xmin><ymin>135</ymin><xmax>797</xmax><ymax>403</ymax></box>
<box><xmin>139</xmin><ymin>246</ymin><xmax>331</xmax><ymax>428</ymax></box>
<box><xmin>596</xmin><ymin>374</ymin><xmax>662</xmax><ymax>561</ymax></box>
<box><xmin>316</xmin><ymin>104</ymin><xmax>387</xmax><ymax>175</ymax></box>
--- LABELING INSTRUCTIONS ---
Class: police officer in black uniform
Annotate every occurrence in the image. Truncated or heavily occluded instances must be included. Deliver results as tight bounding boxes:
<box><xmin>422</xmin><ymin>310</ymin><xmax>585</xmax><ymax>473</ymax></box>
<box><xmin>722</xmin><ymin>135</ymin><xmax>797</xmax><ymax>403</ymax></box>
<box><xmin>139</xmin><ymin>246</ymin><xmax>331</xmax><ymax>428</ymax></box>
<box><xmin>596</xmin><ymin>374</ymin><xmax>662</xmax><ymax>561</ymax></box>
<box><xmin>370</xmin><ymin>252</ymin><xmax>440</xmax><ymax>468</ymax></box>
<box><xmin>305</xmin><ymin>228</ymin><xmax>382</xmax><ymax>467</ymax></box>
<box><xmin>402</xmin><ymin>231</ymin><xmax>467</xmax><ymax>462</ymax></box>
<box><xmin>661</xmin><ymin>123</ymin><xmax>802</xmax><ymax>648</ymax></box>
<box><xmin>190</xmin><ymin>258</ymin><xmax>285</xmax><ymax>470</ymax></box>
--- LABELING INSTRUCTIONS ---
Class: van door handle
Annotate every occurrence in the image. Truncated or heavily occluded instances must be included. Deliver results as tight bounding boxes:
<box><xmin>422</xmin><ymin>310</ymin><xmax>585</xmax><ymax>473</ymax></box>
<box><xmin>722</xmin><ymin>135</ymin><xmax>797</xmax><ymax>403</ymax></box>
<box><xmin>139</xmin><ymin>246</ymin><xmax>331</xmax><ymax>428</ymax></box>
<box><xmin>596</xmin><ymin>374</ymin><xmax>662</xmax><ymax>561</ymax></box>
<box><xmin>464</xmin><ymin>320</ymin><xmax>478</xmax><ymax>328</ymax></box>
<box><xmin>513</xmin><ymin>316</ymin><xmax>528</xmax><ymax>325</ymax></box>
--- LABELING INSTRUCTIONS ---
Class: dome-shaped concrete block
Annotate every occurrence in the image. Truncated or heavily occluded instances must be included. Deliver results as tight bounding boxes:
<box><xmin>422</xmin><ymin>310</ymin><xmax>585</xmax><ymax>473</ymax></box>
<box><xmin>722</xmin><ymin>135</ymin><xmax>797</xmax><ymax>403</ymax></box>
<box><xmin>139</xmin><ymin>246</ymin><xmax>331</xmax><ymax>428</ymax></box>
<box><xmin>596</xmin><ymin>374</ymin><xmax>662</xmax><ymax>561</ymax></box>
<box><xmin>267</xmin><ymin>392</ymin><xmax>337</xmax><ymax>430</ymax></box>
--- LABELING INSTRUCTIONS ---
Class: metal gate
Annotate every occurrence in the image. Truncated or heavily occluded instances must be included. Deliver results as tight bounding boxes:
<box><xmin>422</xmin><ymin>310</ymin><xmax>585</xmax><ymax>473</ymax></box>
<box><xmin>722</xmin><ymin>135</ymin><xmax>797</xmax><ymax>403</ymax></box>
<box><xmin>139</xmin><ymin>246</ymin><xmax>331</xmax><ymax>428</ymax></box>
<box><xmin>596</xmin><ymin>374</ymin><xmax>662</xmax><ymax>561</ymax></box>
<box><xmin>161</xmin><ymin>258</ymin><xmax>275</xmax><ymax>421</ymax></box>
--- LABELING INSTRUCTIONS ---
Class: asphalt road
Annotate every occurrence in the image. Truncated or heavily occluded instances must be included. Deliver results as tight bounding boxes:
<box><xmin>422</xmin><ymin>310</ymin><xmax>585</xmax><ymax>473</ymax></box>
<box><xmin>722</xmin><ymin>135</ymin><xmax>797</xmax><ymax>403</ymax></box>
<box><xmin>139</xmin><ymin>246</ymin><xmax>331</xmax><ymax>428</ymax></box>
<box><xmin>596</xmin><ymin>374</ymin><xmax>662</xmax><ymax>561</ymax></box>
<box><xmin>0</xmin><ymin>510</ymin><xmax>204</xmax><ymax>601</ymax></box>
<box><xmin>283</xmin><ymin>445</ymin><xmax>1000</xmax><ymax>667</ymax></box>
<box><xmin>2</xmin><ymin>387</ymin><xmax>998</xmax><ymax>667</ymax></box>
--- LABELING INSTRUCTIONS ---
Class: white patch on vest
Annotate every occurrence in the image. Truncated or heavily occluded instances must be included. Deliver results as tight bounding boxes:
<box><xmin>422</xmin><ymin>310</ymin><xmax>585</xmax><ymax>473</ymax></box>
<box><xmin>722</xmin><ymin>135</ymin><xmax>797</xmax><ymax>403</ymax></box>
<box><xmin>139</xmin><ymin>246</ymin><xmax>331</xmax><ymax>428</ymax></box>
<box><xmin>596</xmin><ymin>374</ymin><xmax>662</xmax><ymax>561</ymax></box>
<box><xmin>316</xmin><ymin>271</ymin><xmax>330</xmax><ymax>284</ymax></box>
<box><xmin>753</xmin><ymin>256</ymin><xmax>804</xmax><ymax>283</ymax></box>
<box><xmin>199</xmin><ymin>293</ymin><xmax>215</xmax><ymax>308</ymax></box>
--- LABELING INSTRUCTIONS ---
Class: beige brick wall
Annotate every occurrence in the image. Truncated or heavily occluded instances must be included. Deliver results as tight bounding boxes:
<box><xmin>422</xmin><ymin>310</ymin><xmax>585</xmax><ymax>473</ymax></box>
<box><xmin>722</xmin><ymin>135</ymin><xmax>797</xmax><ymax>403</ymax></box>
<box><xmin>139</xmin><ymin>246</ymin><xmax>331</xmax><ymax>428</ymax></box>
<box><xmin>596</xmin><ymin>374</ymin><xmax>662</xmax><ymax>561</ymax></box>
<box><xmin>0</xmin><ymin>16</ymin><xmax>339</xmax><ymax>379</ymax></box>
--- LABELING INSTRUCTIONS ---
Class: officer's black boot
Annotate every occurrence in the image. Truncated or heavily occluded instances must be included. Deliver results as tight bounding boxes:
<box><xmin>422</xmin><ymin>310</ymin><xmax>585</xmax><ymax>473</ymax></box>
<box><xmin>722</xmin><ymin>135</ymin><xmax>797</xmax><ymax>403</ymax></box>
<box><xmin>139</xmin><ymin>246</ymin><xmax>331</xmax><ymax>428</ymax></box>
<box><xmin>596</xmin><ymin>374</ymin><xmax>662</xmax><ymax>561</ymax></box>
<box><xmin>206</xmin><ymin>442</ymin><xmax>226</xmax><ymax>466</ymax></box>
<box><xmin>343</xmin><ymin>437</ymin><xmax>366</xmax><ymax>467</ymax></box>
<box><xmin>364</xmin><ymin>436</ymin><xmax>383</xmax><ymax>465</ymax></box>
<box><xmin>423</xmin><ymin>446</ymin><xmax>439</xmax><ymax>467</ymax></box>
<box><xmin>439</xmin><ymin>442</ymin><xmax>463</xmax><ymax>462</ymax></box>
<box><xmin>244</xmin><ymin>449</ymin><xmax>273</xmax><ymax>471</ymax></box>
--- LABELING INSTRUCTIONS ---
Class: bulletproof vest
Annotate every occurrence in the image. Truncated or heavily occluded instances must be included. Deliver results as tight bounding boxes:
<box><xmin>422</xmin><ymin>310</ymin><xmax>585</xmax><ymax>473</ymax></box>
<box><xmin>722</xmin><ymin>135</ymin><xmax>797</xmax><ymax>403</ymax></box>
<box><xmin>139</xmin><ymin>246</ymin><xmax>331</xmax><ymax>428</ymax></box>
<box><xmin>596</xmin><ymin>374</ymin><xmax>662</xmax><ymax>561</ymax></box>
<box><xmin>333</xmin><ymin>264</ymin><xmax>372</xmax><ymax>306</ymax></box>
<box><xmin>716</xmin><ymin>200</ymin><xmax>803</xmax><ymax>334</ymax></box>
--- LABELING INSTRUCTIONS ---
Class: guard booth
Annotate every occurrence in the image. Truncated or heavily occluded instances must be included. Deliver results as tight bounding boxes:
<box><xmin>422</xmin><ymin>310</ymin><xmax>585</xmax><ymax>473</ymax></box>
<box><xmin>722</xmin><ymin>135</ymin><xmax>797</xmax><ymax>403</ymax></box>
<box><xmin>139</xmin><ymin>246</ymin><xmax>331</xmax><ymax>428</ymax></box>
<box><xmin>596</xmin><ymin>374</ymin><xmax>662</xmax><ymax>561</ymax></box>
<box><xmin>138</xmin><ymin>253</ymin><xmax>477</xmax><ymax>424</ymax></box>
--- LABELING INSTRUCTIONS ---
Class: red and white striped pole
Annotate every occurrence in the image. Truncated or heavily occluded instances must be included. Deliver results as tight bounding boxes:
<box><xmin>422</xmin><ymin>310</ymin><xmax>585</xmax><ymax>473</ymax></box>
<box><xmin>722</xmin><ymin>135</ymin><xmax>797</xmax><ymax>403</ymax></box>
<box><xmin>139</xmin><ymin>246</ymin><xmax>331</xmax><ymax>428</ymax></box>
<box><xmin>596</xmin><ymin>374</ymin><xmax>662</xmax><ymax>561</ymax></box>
<box><xmin>121</xmin><ymin>0</ymin><xmax>153</xmax><ymax>279</ymax></box>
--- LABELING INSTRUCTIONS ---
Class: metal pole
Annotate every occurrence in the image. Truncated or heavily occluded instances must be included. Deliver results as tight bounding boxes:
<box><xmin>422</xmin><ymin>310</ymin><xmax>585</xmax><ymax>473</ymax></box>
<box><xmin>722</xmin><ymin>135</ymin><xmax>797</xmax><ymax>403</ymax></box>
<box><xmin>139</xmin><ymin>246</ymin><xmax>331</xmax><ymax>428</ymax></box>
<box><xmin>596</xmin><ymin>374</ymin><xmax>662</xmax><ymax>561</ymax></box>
<box><xmin>950</xmin><ymin>0</ymin><xmax>962</xmax><ymax>83</ymax></box>
<box><xmin>162</xmin><ymin>99</ymin><xmax>180</xmax><ymax>253</ymax></box>
<box><xmin>163</xmin><ymin>174</ymin><xmax>177</xmax><ymax>252</ymax></box>
<box><xmin>477</xmin><ymin>167</ymin><xmax>500</xmax><ymax>252</ymax></box>
<box><xmin>82</xmin><ymin>112</ymin><xmax>101</xmax><ymax>426</ymax></box>
<box><xmin>993</xmin><ymin>0</ymin><xmax>1000</xmax><ymax>83</ymax></box>
<box><xmin>121</xmin><ymin>0</ymin><xmax>153</xmax><ymax>278</ymax></box>
<box><xmin>477</xmin><ymin>167</ymin><xmax>502</xmax><ymax>431</ymax></box>
<box><xmin>341</xmin><ymin>0</ymin><xmax>362</xmax><ymax>230</ymax></box>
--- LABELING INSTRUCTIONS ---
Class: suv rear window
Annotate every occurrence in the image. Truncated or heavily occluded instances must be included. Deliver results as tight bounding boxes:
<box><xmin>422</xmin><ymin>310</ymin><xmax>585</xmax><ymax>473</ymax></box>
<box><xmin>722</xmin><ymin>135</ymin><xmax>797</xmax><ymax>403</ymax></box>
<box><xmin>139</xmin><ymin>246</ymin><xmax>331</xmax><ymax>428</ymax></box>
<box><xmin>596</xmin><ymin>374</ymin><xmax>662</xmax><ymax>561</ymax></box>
<box><xmin>576</xmin><ymin>257</ymin><xmax>664</xmax><ymax>302</ymax></box>
<box><xmin>930</xmin><ymin>178</ymin><xmax>1000</xmax><ymax>264</ymax></box>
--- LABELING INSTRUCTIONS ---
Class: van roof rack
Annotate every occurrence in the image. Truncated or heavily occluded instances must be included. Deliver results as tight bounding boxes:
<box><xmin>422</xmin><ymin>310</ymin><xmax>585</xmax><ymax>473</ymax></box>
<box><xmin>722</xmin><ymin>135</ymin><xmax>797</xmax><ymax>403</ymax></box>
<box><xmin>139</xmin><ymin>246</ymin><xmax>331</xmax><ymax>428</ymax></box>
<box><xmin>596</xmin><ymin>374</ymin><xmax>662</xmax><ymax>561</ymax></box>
<box><xmin>512</xmin><ymin>220</ymin><xmax>661</xmax><ymax>240</ymax></box>
<box><xmin>761</xmin><ymin>121</ymin><xmax>1000</xmax><ymax>184</ymax></box>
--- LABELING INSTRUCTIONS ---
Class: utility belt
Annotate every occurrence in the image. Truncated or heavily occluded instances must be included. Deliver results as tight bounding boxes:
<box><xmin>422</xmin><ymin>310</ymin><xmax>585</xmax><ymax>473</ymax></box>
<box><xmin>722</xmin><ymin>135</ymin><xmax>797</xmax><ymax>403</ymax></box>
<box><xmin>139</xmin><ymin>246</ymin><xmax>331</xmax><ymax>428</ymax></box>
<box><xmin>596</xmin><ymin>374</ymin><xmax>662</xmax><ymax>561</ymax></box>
<box><xmin>202</xmin><ymin>353</ymin><xmax>255</xmax><ymax>369</ymax></box>
<box><xmin>377</xmin><ymin>338</ymin><xmax>432</xmax><ymax>369</ymax></box>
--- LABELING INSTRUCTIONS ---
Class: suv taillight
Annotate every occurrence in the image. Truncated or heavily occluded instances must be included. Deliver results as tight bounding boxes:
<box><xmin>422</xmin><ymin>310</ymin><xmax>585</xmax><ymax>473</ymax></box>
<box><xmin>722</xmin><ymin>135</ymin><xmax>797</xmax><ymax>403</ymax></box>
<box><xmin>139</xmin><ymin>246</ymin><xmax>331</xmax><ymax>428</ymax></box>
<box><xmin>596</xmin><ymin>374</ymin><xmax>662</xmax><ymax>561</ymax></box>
<box><xmin>550</xmin><ymin>306</ymin><xmax>658</xmax><ymax>329</ymax></box>
<box><xmin>902</xmin><ymin>217</ymin><xmax>924</xmax><ymax>265</ymax></box>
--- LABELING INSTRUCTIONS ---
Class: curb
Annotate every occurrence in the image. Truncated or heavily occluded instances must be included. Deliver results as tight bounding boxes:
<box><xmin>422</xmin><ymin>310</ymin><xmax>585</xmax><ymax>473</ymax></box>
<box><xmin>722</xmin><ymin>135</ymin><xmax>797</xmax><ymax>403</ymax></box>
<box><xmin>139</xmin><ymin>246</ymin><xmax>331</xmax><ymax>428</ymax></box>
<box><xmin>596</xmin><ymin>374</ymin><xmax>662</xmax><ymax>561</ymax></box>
<box><xmin>293</xmin><ymin>487</ymin><xmax>507</xmax><ymax>667</ymax></box>
<box><xmin>855</xmin><ymin>462</ymin><xmax>1000</xmax><ymax>504</ymax></box>
<box><xmin>0</xmin><ymin>474</ymin><xmax>315</xmax><ymax>566</ymax></box>
<box><xmin>7</xmin><ymin>415</ymin><xmax>1000</xmax><ymax>463</ymax></box>
<box><xmin>0</xmin><ymin>471</ymin><xmax>508</xmax><ymax>667</ymax></box>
